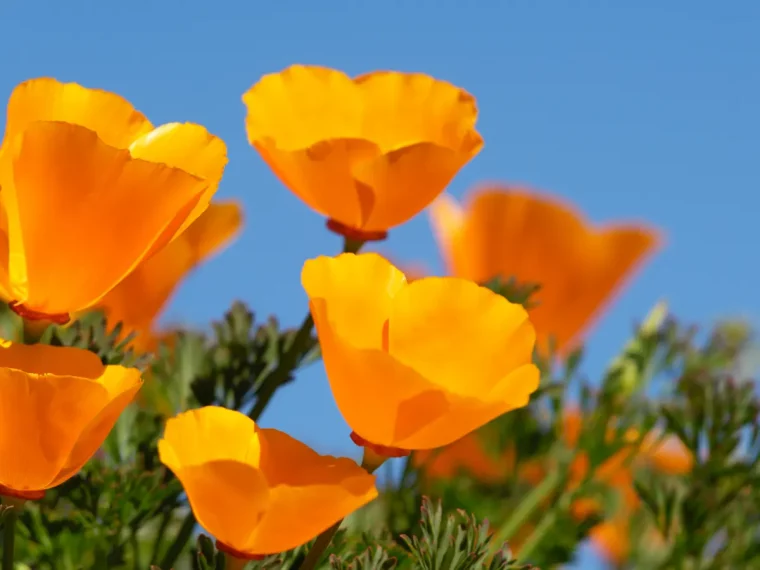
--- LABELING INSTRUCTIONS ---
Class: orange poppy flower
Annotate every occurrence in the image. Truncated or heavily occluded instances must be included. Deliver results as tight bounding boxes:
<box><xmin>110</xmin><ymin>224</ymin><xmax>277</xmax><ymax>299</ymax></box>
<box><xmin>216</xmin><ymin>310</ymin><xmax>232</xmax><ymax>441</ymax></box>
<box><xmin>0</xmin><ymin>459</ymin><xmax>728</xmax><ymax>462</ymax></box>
<box><xmin>0</xmin><ymin>340</ymin><xmax>142</xmax><ymax>500</ymax></box>
<box><xmin>429</xmin><ymin>186</ymin><xmax>660</xmax><ymax>354</ymax></box>
<box><xmin>158</xmin><ymin>406</ymin><xmax>378</xmax><ymax>559</ymax></box>
<box><xmin>301</xmin><ymin>252</ymin><xmax>538</xmax><ymax>455</ymax></box>
<box><xmin>243</xmin><ymin>65</ymin><xmax>483</xmax><ymax>242</ymax></box>
<box><xmin>0</xmin><ymin>77</ymin><xmax>227</xmax><ymax>323</ymax></box>
<box><xmin>518</xmin><ymin>409</ymin><xmax>692</xmax><ymax>562</ymax></box>
<box><xmin>97</xmin><ymin>200</ymin><xmax>243</xmax><ymax>351</ymax></box>
<box><xmin>413</xmin><ymin>433</ymin><xmax>509</xmax><ymax>482</ymax></box>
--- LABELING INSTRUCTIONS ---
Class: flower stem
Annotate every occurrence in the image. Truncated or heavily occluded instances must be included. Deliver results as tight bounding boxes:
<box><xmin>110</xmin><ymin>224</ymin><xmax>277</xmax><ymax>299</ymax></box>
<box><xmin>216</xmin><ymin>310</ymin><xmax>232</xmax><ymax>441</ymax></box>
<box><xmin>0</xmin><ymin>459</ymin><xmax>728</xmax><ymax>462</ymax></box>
<box><xmin>297</xmin><ymin>446</ymin><xmax>384</xmax><ymax>570</ymax></box>
<box><xmin>21</xmin><ymin>319</ymin><xmax>48</xmax><ymax>345</ymax></box>
<box><xmin>297</xmin><ymin>520</ymin><xmax>342</xmax><ymax>570</ymax></box>
<box><xmin>248</xmin><ymin>236</ymin><xmax>364</xmax><ymax>422</ymax></box>
<box><xmin>158</xmin><ymin>511</ymin><xmax>197</xmax><ymax>570</ymax></box>
<box><xmin>491</xmin><ymin>467</ymin><xmax>563</xmax><ymax>552</ymax></box>
<box><xmin>2</xmin><ymin>504</ymin><xmax>19</xmax><ymax>570</ymax></box>
<box><xmin>224</xmin><ymin>554</ymin><xmax>250</xmax><ymax>570</ymax></box>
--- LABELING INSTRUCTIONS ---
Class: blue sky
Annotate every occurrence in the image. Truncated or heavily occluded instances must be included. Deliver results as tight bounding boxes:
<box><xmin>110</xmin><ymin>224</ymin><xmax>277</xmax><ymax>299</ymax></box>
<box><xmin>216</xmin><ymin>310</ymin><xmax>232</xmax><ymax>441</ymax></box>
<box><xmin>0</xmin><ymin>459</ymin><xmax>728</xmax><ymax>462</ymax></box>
<box><xmin>2</xmin><ymin>1</ymin><xmax>758</xmax><ymax>567</ymax></box>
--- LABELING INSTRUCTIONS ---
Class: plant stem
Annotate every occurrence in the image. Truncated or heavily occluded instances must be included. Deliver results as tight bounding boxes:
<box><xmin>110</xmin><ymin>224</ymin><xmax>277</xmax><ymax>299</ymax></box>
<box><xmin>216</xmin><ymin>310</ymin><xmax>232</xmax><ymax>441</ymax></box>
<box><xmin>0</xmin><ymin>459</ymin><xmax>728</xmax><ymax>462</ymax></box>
<box><xmin>159</xmin><ymin>510</ymin><xmax>197</xmax><ymax>570</ymax></box>
<box><xmin>491</xmin><ymin>467</ymin><xmax>563</xmax><ymax>551</ymax></box>
<box><xmin>248</xmin><ymin>235</ymin><xmax>364</xmax><ymax>422</ymax></box>
<box><xmin>21</xmin><ymin>319</ymin><xmax>48</xmax><ymax>345</ymax></box>
<box><xmin>297</xmin><ymin>446</ymin><xmax>383</xmax><ymax>570</ymax></box>
<box><xmin>249</xmin><ymin>312</ymin><xmax>314</xmax><ymax>421</ymax></box>
<box><xmin>225</xmin><ymin>555</ymin><xmax>250</xmax><ymax>570</ymax></box>
<box><xmin>297</xmin><ymin>520</ymin><xmax>342</xmax><ymax>570</ymax></box>
<box><xmin>2</xmin><ymin>505</ymin><xmax>18</xmax><ymax>570</ymax></box>
<box><xmin>514</xmin><ymin>505</ymin><xmax>558</xmax><ymax>561</ymax></box>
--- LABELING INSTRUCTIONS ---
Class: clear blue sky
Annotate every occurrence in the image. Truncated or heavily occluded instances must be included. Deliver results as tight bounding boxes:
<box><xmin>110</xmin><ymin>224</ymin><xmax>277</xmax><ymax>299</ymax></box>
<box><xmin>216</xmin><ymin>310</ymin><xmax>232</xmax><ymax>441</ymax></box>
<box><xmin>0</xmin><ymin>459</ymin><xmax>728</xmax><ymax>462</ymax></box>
<box><xmin>2</xmin><ymin>2</ymin><xmax>758</xmax><ymax>568</ymax></box>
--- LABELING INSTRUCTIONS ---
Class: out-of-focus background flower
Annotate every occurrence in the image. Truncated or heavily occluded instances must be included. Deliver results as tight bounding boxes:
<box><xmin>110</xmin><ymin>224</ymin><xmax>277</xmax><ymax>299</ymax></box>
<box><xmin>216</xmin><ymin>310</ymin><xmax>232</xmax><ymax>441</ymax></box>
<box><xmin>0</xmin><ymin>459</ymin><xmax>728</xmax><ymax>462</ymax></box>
<box><xmin>3</xmin><ymin>1</ymin><xmax>757</xmax><ymax>567</ymax></box>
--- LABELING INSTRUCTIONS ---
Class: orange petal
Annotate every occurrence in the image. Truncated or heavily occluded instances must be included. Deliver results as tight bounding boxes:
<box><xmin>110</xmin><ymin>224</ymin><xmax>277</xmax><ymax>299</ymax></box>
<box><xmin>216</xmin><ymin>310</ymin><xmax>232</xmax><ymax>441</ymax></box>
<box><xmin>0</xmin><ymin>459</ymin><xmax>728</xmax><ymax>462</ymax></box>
<box><xmin>387</xmin><ymin>276</ymin><xmax>536</xmax><ymax>397</ymax></box>
<box><xmin>244</xmin><ymin>428</ymin><xmax>378</xmax><ymax>554</ymax></box>
<box><xmin>354</xmin><ymin>143</ymin><xmax>481</xmax><ymax>231</ymax></box>
<box><xmin>2</xmin><ymin>77</ymin><xmax>153</xmax><ymax>149</ymax></box>
<box><xmin>590</xmin><ymin>518</ymin><xmax>630</xmax><ymax>563</ymax></box>
<box><xmin>128</xmin><ymin>122</ymin><xmax>228</xmax><ymax>242</ymax></box>
<box><xmin>645</xmin><ymin>436</ymin><xmax>694</xmax><ymax>475</ymax></box>
<box><xmin>396</xmin><ymin>364</ymin><xmax>539</xmax><ymax>449</ymax></box>
<box><xmin>303</xmin><ymin>254</ymin><xmax>539</xmax><ymax>450</ymax></box>
<box><xmin>243</xmin><ymin>66</ymin><xmax>482</xmax><ymax>233</ymax></box>
<box><xmin>301</xmin><ymin>253</ymin><xmax>406</xmax><ymax>350</ymax></box>
<box><xmin>443</xmin><ymin>187</ymin><xmax>661</xmax><ymax>353</ymax></box>
<box><xmin>243</xmin><ymin>66</ymin><xmax>364</xmax><ymax>150</ymax></box>
<box><xmin>0</xmin><ymin>341</ymin><xmax>117</xmax><ymax>491</ymax></box>
<box><xmin>428</xmin><ymin>194</ymin><xmax>467</xmax><ymax>277</ymax></box>
<box><xmin>98</xmin><ymin>201</ymin><xmax>243</xmax><ymax>346</ymax></box>
<box><xmin>0</xmin><ymin>338</ymin><xmax>104</xmax><ymax>377</ymax></box>
<box><xmin>49</xmin><ymin>366</ymin><xmax>142</xmax><ymax>486</ymax></box>
<box><xmin>254</xmin><ymin>139</ymin><xmax>380</xmax><ymax>229</ymax></box>
<box><xmin>4</xmin><ymin>121</ymin><xmax>208</xmax><ymax>315</ymax></box>
<box><xmin>158</xmin><ymin>407</ymin><xmax>271</xmax><ymax>550</ymax></box>
<box><xmin>309</xmin><ymin>297</ymin><xmax>447</xmax><ymax>447</ymax></box>
<box><xmin>355</xmin><ymin>70</ymin><xmax>482</xmax><ymax>153</ymax></box>
<box><xmin>414</xmin><ymin>432</ymin><xmax>506</xmax><ymax>481</ymax></box>
<box><xmin>159</xmin><ymin>407</ymin><xmax>377</xmax><ymax>557</ymax></box>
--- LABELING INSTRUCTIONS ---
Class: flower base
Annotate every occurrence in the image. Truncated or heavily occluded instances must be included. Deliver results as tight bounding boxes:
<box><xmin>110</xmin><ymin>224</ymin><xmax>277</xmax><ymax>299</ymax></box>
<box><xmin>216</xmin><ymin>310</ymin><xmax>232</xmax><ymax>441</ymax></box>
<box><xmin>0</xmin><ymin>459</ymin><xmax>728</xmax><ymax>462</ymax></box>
<box><xmin>326</xmin><ymin>219</ymin><xmax>388</xmax><ymax>242</ymax></box>
<box><xmin>0</xmin><ymin>485</ymin><xmax>45</xmax><ymax>502</ymax></box>
<box><xmin>215</xmin><ymin>539</ymin><xmax>268</xmax><ymax>561</ymax></box>
<box><xmin>350</xmin><ymin>431</ymin><xmax>410</xmax><ymax>459</ymax></box>
<box><xmin>9</xmin><ymin>302</ymin><xmax>70</xmax><ymax>325</ymax></box>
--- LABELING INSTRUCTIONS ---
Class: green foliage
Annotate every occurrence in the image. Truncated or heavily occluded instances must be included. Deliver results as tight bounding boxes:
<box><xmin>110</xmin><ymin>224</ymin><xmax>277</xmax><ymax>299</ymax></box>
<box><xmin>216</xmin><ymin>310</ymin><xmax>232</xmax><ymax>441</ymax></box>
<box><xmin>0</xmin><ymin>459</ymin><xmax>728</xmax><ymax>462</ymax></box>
<box><xmin>634</xmin><ymin>320</ymin><xmax>760</xmax><ymax>569</ymax></box>
<box><xmin>1</xmin><ymin>286</ymin><xmax>757</xmax><ymax>569</ymax></box>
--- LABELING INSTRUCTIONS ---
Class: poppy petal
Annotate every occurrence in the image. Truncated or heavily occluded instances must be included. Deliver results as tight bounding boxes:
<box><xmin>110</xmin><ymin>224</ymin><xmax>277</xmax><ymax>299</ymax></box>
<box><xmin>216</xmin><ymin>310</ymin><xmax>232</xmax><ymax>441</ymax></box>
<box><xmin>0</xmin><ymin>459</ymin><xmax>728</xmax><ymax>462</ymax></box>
<box><xmin>4</xmin><ymin>121</ymin><xmax>208</xmax><ymax>314</ymax></box>
<box><xmin>355</xmin><ymin>143</ymin><xmax>480</xmax><ymax>231</ymax></box>
<box><xmin>310</xmin><ymin>298</ymin><xmax>448</xmax><ymax>446</ymax></box>
<box><xmin>2</xmin><ymin>77</ymin><xmax>153</xmax><ymax>149</ymax></box>
<box><xmin>243</xmin><ymin>65</ymin><xmax>363</xmax><ymax>150</ymax></box>
<box><xmin>244</xmin><ymin>428</ymin><xmax>377</xmax><ymax>554</ymax></box>
<box><xmin>387</xmin><ymin>277</ymin><xmax>535</xmax><ymax>396</ymax></box>
<box><xmin>302</xmin><ymin>253</ymin><xmax>406</xmax><ymax>351</ymax></box>
<box><xmin>254</xmin><ymin>139</ymin><xmax>380</xmax><ymax>229</ymax></box>
<box><xmin>355</xmin><ymin>70</ymin><xmax>481</xmax><ymax>153</ymax></box>
<box><xmin>98</xmin><ymin>201</ymin><xmax>243</xmax><ymax>348</ymax></box>
<box><xmin>49</xmin><ymin>367</ymin><xmax>142</xmax><ymax>486</ymax></box>
<box><xmin>0</xmin><ymin>370</ymin><xmax>109</xmax><ymax>490</ymax></box>
<box><xmin>128</xmin><ymin>122</ymin><xmax>228</xmax><ymax>240</ymax></box>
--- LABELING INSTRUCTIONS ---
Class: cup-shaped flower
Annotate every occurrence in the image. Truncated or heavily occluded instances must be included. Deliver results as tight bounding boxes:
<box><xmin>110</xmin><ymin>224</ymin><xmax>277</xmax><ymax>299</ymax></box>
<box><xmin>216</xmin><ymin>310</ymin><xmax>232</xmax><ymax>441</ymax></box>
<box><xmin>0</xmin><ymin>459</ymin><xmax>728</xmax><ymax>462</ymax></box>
<box><xmin>0</xmin><ymin>77</ymin><xmax>228</xmax><ymax>322</ymax></box>
<box><xmin>243</xmin><ymin>65</ymin><xmax>483</xmax><ymax>241</ymax></box>
<box><xmin>158</xmin><ymin>406</ymin><xmax>378</xmax><ymax>558</ymax></box>
<box><xmin>302</xmin><ymin>253</ymin><xmax>539</xmax><ymax>454</ymax></box>
<box><xmin>97</xmin><ymin>201</ymin><xmax>243</xmax><ymax>351</ymax></box>
<box><xmin>0</xmin><ymin>340</ymin><xmax>142</xmax><ymax>499</ymax></box>
<box><xmin>430</xmin><ymin>186</ymin><xmax>660</xmax><ymax>354</ymax></box>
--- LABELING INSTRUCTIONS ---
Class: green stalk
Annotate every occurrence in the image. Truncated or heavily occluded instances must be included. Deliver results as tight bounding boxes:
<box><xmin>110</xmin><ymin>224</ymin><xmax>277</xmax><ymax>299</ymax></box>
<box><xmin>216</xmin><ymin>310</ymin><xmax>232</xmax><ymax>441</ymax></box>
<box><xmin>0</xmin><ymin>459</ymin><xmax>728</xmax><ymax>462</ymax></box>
<box><xmin>2</xmin><ymin>504</ymin><xmax>19</xmax><ymax>570</ymax></box>
<box><xmin>158</xmin><ymin>512</ymin><xmax>196</xmax><ymax>570</ymax></box>
<box><xmin>491</xmin><ymin>468</ymin><xmax>563</xmax><ymax>551</ymax></box>
<box><xmin>224</xmin><ymin>555</ymin><xmax>250</xmax><ymax>570</ymax></box>
<box><xmin>297</xmin><ymin>520</ymin><xmax>342</xmax><ymax>570</ymax></box>
<box><xmin>298</xmin><ymin>449</ymin><xmax>385</xmax><ymax>570</ymax></box>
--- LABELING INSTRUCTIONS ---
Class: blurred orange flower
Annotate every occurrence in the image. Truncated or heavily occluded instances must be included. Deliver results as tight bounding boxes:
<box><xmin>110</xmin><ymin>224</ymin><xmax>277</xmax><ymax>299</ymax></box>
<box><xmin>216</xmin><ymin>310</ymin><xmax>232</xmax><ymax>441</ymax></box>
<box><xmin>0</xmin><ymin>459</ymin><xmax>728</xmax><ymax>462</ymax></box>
<box><xmin>429</xmin><ymin>186</ymin><xmax>660</xmax><ymax>354</ymax></box>
<box><xmin>158</xmin><ymin>406</ymin><xmax>378</xmax><ymax>559</ymax></box>
<box><xmin>0</xmin><ymin>340</ymin><xmax>142</xmax><ymax>500</ymax></box>
<box><xmin>521</xmin><ymin>409</ymin><xmax>692</xmax><ymax>563</ymax></box>
<box><xmin>301</xmin><ymin>252</ymin><xmax>538</xmax><ymax>455</ymax></box>
<box><xmin>0</xmin><ymin>77</ymin><xmax>227</xmax><ymax>323</ymax></box>
<box><xmin>97</xmin><ymin>201</ymin><xmax>243</xmax><ymax>351</ymax></box>
<box><xmin>243</xmin><ymin>65</ymin><xmax>482</xmax><ymax>242</ymax></box>
<box><xmin>413</xmin><ymin>432</ymin><xmax>509</xmax><ymax>482</ymax></box>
